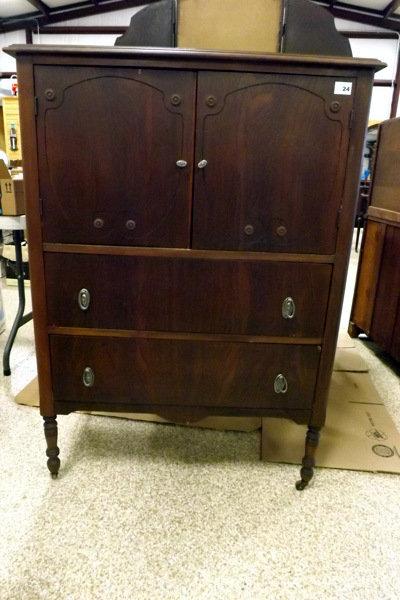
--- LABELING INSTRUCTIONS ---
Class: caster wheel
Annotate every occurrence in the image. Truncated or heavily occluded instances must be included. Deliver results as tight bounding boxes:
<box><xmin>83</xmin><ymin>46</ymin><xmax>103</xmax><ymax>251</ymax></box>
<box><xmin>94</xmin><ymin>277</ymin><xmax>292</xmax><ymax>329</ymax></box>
<box><xmin>51</xmin><ymin>473</ymin><xmax>58</xmax><ymax>480</ymax></box>
<box><xmin>295</xmin><ymin>479</ymin><xmax>308</xmax><ymax>491</ymax></box>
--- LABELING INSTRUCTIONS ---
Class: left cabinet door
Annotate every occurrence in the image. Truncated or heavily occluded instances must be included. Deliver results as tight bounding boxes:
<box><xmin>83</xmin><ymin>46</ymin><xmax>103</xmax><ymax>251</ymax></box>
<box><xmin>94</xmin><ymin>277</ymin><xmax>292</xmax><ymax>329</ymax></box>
<box><xmin>35</xmin><ymin>66</ymin><xmax>196</xmax><ymax>247</ymax></box>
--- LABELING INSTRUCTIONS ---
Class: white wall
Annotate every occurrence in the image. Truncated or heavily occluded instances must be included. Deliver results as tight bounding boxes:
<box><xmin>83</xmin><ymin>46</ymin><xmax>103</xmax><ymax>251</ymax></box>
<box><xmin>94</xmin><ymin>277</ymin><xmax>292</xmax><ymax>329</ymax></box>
<box><xmin>335</xmin><ymin>18</ymin><xmax>400</xmax><ymax>123</ymax></box>
<box><xmin>0</xmin><ymin>7</ymin><xmax>141</xmax><ymax>72</ymax></box>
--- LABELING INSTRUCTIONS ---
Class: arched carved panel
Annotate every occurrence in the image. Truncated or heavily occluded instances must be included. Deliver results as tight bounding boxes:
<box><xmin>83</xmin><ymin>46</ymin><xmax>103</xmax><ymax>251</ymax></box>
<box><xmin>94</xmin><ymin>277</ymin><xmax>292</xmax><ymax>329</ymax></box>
<box><xmin>35</xmin><ymin>67</ymin><xmax>196</xmax><ymax>247</ymax></box>
<box><xmin>193</xmin><ymin>72</ymin><xmax>354</xmax><ymax>254</ymax></box>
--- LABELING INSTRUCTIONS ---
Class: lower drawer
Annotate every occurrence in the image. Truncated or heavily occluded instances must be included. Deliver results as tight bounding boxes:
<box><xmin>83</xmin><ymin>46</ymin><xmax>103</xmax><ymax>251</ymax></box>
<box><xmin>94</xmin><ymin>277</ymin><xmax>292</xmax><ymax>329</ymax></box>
<box><xmin>49</xmin><ymin>335</ymin><xmax>320</xmax><ymax>410</ymax></box>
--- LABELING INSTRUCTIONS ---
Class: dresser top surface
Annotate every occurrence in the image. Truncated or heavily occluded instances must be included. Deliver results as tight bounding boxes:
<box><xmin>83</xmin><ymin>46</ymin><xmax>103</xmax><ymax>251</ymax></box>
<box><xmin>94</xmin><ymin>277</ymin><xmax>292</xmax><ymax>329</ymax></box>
<box><xmin>5</xmin><ymin>44</ymin><xmax>384</xmax><ymax>72</ymax></box>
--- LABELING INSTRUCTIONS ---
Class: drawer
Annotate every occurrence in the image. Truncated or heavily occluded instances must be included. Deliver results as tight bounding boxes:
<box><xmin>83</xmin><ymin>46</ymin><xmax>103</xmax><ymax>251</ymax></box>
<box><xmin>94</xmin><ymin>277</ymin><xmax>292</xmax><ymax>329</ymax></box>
<box><xmin>50</xmin><ymin>335</ymin><xmax>321</xmax><ymax>410</ymax></box>
<box><xmin>45</xmin><ymin>253</ymin><xmax>331</xmax><ymax>338</ymax></box>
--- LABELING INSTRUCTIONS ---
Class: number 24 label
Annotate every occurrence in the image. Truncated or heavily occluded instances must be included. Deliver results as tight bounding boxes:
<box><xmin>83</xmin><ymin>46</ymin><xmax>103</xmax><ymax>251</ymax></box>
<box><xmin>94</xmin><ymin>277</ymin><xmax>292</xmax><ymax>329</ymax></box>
<box><xmin>334</xmin><ymin>81</ymin><xmax>352</xmax><ymax>95</ymax></box>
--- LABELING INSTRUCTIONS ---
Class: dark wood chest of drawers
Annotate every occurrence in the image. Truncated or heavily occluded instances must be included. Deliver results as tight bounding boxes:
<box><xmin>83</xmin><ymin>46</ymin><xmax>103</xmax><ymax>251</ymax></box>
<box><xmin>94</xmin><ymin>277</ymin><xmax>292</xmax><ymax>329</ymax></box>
<box><xmin>8</xmin><ymin>45</ymin><xmax>381</xmax><ymax>488</ymax></box>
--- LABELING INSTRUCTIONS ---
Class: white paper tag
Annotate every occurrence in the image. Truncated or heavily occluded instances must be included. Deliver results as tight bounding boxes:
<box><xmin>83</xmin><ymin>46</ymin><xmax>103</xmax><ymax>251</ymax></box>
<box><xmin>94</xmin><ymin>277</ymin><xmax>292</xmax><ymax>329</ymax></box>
<box><xmin>334</xmin><ymin>81</ymin><xmax>352</xmax><ymax>95</ymax></box>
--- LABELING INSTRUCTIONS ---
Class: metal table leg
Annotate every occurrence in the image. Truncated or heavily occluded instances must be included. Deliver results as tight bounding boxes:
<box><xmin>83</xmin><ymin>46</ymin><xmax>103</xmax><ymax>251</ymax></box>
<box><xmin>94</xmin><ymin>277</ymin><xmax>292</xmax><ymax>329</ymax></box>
<box><xmin>3</xmin><ymin>230</ymin><xmax>33</xmax><ymax>376</ymax></box>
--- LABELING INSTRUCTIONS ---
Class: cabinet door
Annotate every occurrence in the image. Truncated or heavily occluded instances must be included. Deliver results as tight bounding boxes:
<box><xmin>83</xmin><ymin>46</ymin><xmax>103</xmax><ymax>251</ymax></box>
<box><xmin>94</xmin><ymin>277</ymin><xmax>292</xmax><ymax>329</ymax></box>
<box><xmin>35</xmin><ymin>66</ymin><xmax>196</xmax><ymax>247</ymax></box>
<box><xmin>192</xmin><ymin>72</ymin><xmax>353</xmax><ymax>253</ymax></box>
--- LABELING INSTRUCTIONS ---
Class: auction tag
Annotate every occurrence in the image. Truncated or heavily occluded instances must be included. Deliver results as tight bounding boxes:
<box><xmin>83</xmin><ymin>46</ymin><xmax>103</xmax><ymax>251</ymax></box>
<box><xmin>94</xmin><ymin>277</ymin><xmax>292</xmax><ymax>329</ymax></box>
<box><xmin>334</xmin><ymin>81</ymin><xmax>352</xmax><ymax>95</ymax></box>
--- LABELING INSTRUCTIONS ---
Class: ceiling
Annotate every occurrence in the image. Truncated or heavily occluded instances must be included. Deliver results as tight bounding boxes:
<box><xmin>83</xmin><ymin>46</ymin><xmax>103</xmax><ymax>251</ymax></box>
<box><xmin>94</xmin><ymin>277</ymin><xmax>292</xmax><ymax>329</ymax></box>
<box><xmin>0</xmin><ymin>0</ymin><xmax>400</xmax><ymax>32</ymax></box>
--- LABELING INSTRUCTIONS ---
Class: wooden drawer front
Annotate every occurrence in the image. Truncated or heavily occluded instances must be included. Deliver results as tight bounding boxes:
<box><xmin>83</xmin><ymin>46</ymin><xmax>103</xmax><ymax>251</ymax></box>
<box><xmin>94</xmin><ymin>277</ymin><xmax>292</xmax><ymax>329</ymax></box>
<box><xmin>45</xmin><ymin>253</ymin><xmax>331</xmax><ymax>337</ymax></box>
<box><xmin>50</xmin><ymin>336</ymin><xmax>320</xmax><ymax>410</ymax></box>
<box><xmin>35</xmin><ymin>66</ymin><xmax>196</xmax><ymax>247</ymax></box>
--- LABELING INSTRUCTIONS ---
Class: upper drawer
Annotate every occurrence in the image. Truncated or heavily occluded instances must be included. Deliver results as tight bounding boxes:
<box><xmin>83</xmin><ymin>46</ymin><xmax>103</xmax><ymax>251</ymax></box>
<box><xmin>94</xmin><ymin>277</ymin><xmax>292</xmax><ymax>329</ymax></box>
<box><xmin>45</xmin><ymin>252</ymin><xmax>331</xmax><ymax>338</ymax></box>
<box><xmin>35</xmin><ymin>66</ymin><xmax>196</xmax><ymax>247</ymax></box>
<box><xmin>192</xmin><ymin>72</ymin><xmax>353</xmax><ymax>254</ymax></box>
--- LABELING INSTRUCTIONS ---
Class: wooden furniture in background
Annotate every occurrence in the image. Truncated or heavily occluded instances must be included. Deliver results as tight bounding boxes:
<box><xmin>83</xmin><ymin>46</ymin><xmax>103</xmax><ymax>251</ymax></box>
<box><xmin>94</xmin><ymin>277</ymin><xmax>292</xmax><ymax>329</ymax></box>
<box><xmin>7</xmin><ymin>45</ymin><xmax>381</xmax><ymax>489</ymax></box>
<box><xmin>349</xmin><ymin>116</ymin><xmax>400</xmax><ymax>361</ymax></box>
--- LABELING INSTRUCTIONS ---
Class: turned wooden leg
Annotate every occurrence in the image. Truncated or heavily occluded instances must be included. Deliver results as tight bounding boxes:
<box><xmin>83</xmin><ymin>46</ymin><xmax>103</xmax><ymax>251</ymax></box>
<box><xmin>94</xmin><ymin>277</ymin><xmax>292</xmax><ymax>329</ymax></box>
<box><xmin>295</xmin><ymin>426</ymin><xmax>320</xmax><ymax>491</ymax></box>
<box><xmin>43</xmin><ymin>416</ymin><xmax>60</xmax><ymax>478</ymax></box>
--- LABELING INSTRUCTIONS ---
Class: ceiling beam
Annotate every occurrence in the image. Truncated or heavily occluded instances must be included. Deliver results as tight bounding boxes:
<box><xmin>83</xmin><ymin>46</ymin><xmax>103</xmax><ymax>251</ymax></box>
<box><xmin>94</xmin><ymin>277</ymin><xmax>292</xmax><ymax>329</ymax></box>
<box><xmin>341</xmin><ymin>30</ymin><xmax>399</xmax><ymax>37</ymax></box>
<box><xmin>26</xmin><ymin>0</ymin><xmax>50</xmax><ymax>16</ymax></box>
<box><xmin>316</xmin><ymin>1</ymin><xmax>400</xmax><ymax>32</ymax></box>
<box><xmin>0</xmin><ymin>0</ymin><xmax>157</xmax><ymax>33</ymax></box>
<box><xmin>373</xmin><ymin>79</ymin><xmax>394</xmax><ymax>86</ymax></box>
<box><xmin>383</xmin><ymin>0</ymin><xmax>400</xmax><ymax>18</ymax></box>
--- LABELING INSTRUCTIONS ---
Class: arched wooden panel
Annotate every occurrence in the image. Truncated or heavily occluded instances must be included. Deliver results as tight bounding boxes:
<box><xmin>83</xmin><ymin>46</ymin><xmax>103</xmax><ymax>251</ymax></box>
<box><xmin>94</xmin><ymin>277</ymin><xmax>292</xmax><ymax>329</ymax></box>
<box><xmin>193</xmin><ymin>72</ymin><xmax>353</xmax><ymax>254</ymax></box>
<box><xmin>35</xmin><ymin>66</ymin><xmax>196</xmax><ymax>247</ymax></box>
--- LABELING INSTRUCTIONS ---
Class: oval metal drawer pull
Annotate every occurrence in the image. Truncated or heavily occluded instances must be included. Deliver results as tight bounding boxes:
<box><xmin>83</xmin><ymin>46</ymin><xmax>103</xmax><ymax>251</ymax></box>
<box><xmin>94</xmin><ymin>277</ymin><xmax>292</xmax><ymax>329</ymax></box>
<box><xmin>282</xmin><ymin>297</ymin><xmax>295</xmax><ymax>320</ymax></box>
<box><xmin>274</xmin><ymin>374</ymin><xmax>288</xmax><ymax>394</ymax></box>
<box><xmin>176</xmin><ymin>160</ymin><xmax>187</xmax><ymax>168</ymax></box>
<box><xmin>83</xmin><ymin>367</ymin><xmax>95</xmax><ymax>388</ymax></box>
<box><xmin>78</xmin><ymin>288</ymin><xmax>90</xmax><ymax>311</ymax></box>
<box><xmin>198</xmin><ymin>159</ymin><xmax>208</xmax><ymax>169</ymax></box>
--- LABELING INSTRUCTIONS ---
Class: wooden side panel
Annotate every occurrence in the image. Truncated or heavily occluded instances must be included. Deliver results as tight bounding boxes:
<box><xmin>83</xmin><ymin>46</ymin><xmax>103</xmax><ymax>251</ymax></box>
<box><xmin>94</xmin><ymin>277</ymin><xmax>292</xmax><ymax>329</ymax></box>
<box><xmin>35</xmin><ymin>66</ymin><xmax>196</xmax><ymax>247</ymax></box>
<box><xmin>351</xmin><ymin>219</ymin><xmax>386</xmax><ymax>334</ymax></box>
<box><xmin>312</xmin><ymin>72</ymin><xmax>375</xmax><ymax>428</ymax></box>
<box><xmin>44</xmin><ymin>253</ymin><xmax>332</xmax><ymax>337</ymax></box>
<box><xmin>17</xmin><ymin>58</ymin><xmax>55</xmax><ymax>416</ymax></box>
<box><xmin>370</xmin><ymin>226</ymin><xmax>400</xmax><ymax>351</ymax></box>
<box><xmin>50</xmin><ymin>335</ymin><xmax>320</xmax><ymax>411</ymax></box>
<box><xmin>193</xmin><ymin>72</ymin><xmax>352</xmax><ymax>253</ymax></box>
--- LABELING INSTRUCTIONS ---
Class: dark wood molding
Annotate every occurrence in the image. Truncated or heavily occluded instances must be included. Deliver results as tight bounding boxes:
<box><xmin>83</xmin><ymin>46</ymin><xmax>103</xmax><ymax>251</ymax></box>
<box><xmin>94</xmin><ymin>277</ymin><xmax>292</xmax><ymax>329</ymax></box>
<box><xmin>47</xmin><ymin>327</ymin><xmax>323</xmax><ymax>346</ymax></box>
<box><xmin>383</xmin><ymin>0</ymin><xmax>400</xmax><ymax>19</ymax></box>
<box><xmin>25</xmin><ymin>28</ymin><xmax>33</xmax><ymax>44</ymax></box>
<box><xmin>26</xmin><ymin>0</ymin><xmax>50</xmax><ymax>16</ymax></box>
<box><xmin>42</xmin><ymin>243</ymin><xmax>336</xmax><ymax>264</ymax></box>
<box><xmin>35</xmin><ymin>25</ymin><xmax>127</xmax><ymax>35</ymax></box>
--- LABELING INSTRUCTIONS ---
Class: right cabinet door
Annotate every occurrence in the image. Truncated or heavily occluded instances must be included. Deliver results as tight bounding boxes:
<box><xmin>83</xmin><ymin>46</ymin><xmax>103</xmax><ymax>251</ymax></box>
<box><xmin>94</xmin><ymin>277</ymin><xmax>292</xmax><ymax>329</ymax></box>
<box><xmin>192</xmin><ymin>72</ymin><xmax>353</xmax><ymax>254</ymax></box>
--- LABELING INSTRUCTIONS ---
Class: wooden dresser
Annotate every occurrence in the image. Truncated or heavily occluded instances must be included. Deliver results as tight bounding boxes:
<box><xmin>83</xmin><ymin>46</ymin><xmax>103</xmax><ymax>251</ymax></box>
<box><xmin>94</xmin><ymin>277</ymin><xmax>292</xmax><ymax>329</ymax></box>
<box><xmin>349</xmin><ymin>117</ymin><xmax>400</xmax><ymax>362</ymax></box>
<box><xmin>7</xmin><ymin>45</ymin><xmax>381</xmax><ymax>488</ymax></box>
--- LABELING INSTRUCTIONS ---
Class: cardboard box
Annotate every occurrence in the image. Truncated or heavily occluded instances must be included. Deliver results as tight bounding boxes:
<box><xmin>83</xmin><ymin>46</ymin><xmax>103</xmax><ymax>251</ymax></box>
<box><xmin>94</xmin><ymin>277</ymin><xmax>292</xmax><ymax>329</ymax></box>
<box><xmin>262</xmin><ymin>374</ymin><xmax>400</xmax><ymax>475</ymax></box>
<box><xmin>0</xmin><ymin>160</ymin><xmax>25</xmax><ymax>215</ymax></box>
